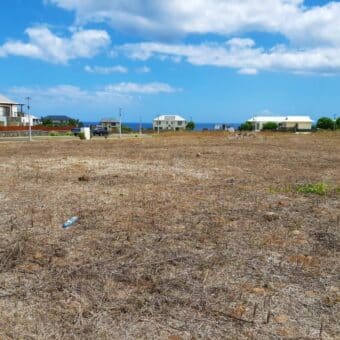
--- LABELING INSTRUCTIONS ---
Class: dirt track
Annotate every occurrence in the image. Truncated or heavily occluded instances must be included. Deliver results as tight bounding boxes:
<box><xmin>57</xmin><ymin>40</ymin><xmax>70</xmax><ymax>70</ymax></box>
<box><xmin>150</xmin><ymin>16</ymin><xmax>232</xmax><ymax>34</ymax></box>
<box><xmin>0</xmin><ymin>132</ymin><xmax>339</xmax><ymax>339</ymax></box>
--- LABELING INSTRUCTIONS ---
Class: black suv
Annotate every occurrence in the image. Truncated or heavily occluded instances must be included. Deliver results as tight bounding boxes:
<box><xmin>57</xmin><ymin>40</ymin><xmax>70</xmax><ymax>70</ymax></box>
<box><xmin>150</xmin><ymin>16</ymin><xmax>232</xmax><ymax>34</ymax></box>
<box><xmin>71</xmin><ymin>128</ymin><xmax>81</xmax><ymax>136</ymax></box>
<box><xmin>92</xmin><ymin>127</ymin><xmax>109</xmax><ymax>136</ymax></box>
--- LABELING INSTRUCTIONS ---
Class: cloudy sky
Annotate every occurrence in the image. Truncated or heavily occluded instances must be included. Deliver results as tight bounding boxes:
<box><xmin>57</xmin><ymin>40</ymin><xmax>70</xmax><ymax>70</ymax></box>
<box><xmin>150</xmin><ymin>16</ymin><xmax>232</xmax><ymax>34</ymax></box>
<box><xmin>0</xmin><ymin>0</ymin><xmax>339</xmax><ymax>122</ymax></box>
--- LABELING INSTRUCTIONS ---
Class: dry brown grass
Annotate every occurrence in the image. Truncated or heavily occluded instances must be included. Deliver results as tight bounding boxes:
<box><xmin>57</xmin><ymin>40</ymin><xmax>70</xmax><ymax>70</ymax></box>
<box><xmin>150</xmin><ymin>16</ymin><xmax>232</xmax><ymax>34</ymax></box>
<box><xmin>0</xmin><ymin>132</ymin><xmax>339</xmax><ymax>339</ymax></box>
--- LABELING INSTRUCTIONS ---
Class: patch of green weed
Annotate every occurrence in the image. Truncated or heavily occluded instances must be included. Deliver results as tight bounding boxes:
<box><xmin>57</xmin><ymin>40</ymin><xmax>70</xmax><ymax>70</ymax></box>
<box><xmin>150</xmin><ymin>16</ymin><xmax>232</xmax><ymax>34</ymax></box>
<box><xmin>295</xmin><ymin>182</ymin><xmax>329</xmax><ymax>195</ymax></box>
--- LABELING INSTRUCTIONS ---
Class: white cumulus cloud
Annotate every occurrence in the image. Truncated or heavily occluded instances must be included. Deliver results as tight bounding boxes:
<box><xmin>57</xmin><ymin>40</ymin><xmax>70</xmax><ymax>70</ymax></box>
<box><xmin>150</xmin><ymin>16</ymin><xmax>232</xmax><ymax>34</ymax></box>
<box><xmin>136</xmin><ymin>66</ymin><xmax>151</xmax><ymax>73</ymax></box>
<box><xmin>85</xmin><ymin>65</ymin><xmax>128</xmax><ymax>74</ymax></box>
<box><xmin>238</xmin><ymin>68</ymin><xmax>259</xmax><ymax>75</ymax></box>
<box><xmin>0</xmin><ymin>26</ymin><xmax>111</xmax><ymax>64</ymax></box>
<box><xmin>3</xmin><ymin>1</ymin><xmax>340</xmax><ymax>75</ymax></box>
<box><xmin>46</xmin><ymin>0</ymin><xmax>340</xmax><ymax>46</ymax></box>
<box><xmin>117</xmin><ymin>39</ymin><xmax>340</xmax><ymax>75</ymax></box>
<box><xmin>104</xmin><ymin>82</ymin><xmax>180</xmax><ymax>94</ymax></box>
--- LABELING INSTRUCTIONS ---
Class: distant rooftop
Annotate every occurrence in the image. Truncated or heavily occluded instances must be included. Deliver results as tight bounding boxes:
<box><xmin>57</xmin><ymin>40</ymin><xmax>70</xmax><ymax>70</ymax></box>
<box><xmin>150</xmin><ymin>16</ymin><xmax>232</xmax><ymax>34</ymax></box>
<box><xmin>101</xmin><ymin>117</ymin><xmax>119</xmax><ymax>122</ymax></box>
<box><xmin>44</xmin><ymin>115</ymin><xmax>73</xmax><ymax>121</ymax></box>
<box><xmin>0</xmin><ymin>94</ymin><xmax>18</xmax><ymax>105</ymax></box>
<box><xmin>248</xmin><ymin>116</ymin><xmax>313</xmax><ymax>123</ymax></box>
<box><xmin>154</xmin><ymin>115</ymin><xmax>187</xmax><ymax>121</ymax></box>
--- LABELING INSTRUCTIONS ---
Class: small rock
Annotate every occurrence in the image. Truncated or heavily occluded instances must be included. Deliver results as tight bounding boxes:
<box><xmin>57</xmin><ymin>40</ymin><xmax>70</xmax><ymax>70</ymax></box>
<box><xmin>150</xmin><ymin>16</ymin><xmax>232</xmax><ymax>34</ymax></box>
<box><xmin>196</xmin><ymin>153</ymin><xmax>202</xmax><ymax>157</ymax></box>
<box><xmin>329</xmin><ymin>286</ymin><xmax>339</xmax><ymax>293</ymax></box>
<box><xmin>275</xmin><ymin>315</ymin><xmax>289</xmax><ymax>324</ymax></box>
<box><xmin>253</xmin><ymin>287</ymin><xmax>266</xmax><ymax>295</ymax></box>
<box><xmin>54</xmin><ymin>247</ymin><xmax>66</xmax><ymax>258</ymax></box>
<box><xmin>78</xmin><ymin>175</ymin><xmax>90</xmax><ymax>182</ymax></box>
<box><xmin>33</xmin><ymin>252</ymin><xmax>43</xmax><ymax>260</ymax></box>
<box><xmin>264</xmin><ymin>212</ymin><xmax>279</xmax><ymax>221</ymax></box>
<box><xmin>305</xmin><ymin>290</ymin><xmax>317</xmax><ymax>297</ymax></box>
<box><xmin>277</xmin><ymin>328</ymin><xmax>290</xmax><ymax>336</ymax></box>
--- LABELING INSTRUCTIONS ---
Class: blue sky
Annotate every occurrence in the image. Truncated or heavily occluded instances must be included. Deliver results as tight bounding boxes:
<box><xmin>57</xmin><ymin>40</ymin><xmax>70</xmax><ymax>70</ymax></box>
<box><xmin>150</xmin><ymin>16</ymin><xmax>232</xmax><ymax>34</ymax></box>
<box><xmin>0</xmin><ymin>0</ymin><xmax>339</xmax><ymax>123</ymax></box>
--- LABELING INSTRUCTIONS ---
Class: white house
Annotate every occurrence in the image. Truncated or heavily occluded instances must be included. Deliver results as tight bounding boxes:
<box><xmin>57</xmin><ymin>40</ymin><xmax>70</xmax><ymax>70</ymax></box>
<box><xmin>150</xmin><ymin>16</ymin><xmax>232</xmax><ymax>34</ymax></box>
<box><xmin>0</xmin><ymin>94</ymin><xmax>41</xmax><ymax>127</ymax></box>
<box><xmin>153</xmin><ymin>115</ymin><xmax>187</xmax><ymax>131</ymax></box>
<box><xmin>20</xmin><ymin>114</ymin><xmax>41</xmax><ymax>126</ymax></box>
<box><xmin>0</xmin><ymin>94</ymin><xmax>19</xmax><ymax>126</ymax></box>
<box><xmin>248</xmin><ymin>116</ymin><xmax>313</xmax><ymax>131</ymax></box>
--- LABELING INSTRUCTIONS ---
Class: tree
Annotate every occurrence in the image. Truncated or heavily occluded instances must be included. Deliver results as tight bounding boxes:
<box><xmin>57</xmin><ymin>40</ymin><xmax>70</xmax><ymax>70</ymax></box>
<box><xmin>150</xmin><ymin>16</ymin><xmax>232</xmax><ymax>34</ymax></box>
<box><xmin>239</xmin><ymin>121</ymin><xmax>252</xmax><ymax>131</ymax></box>
<box><xmin>186</xmin><ymin>121</ymin><xmax>195</xmax><ymax>130</ymax></box>
<box><xmin>262</xmin><ymin>122</ymin><xmax>278</xmax><ymax>130</ymax></box>
<box><xmin>336</xmin><ymin>117</ymin><xmax>340</xmax><ymax>129</ymax></box>
<box><xmin>67</xmin><ymin>119</ymin><xmax>79</xmax><ymax>127</ymax></box>
<box><xmin>41</xmin><ymin>118</ymin><xmax>53</xmax><ymax>126</ymax></box>
<box><xmin>316</xmin><ymin>117</ymin><xmax>335</xmax><ymax>130</ymax></box>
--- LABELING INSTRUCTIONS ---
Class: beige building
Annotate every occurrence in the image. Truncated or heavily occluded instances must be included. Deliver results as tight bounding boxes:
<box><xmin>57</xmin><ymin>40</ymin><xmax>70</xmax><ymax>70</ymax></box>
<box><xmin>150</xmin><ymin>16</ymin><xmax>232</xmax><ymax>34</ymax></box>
<box><xmin>153</xmin><ymin>115</ymin><xmax>187</xmax><ymax>131</ymax></box>
<box><xmin>248</xmin><ymin>116</ymin><xmax>313</xmax><ymax>131</ymax></box>
<box><xmin>101</xmin><ymin>118</ymin><xmax>120</xmax><ymax>129</ymax></box>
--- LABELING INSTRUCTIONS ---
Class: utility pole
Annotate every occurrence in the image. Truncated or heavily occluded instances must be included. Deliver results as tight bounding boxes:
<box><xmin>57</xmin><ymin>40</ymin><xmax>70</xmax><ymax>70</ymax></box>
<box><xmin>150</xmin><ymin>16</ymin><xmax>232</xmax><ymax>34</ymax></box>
<box><xmin>119</xmin><ymin>107</ymin><xmax>122</xmax><ymax>138</ymax></box>
<box><xmin>26</xmin><ymin>97</ymin><xmax>32</xmax><ymax>142</ymax></box>
<box><xmin>157</xmin><ymin>114</ymin><xmax>160</xmax><ymax>134</ymax></box>
<box><xmin>139</xmin><ymin>114</ymin><xmax>142</xmax><ymax>135</ymax></box>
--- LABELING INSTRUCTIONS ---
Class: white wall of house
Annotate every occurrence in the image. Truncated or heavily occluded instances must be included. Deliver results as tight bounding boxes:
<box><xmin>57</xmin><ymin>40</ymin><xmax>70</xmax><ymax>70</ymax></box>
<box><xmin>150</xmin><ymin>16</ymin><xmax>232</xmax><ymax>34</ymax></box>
<box><xmin>248</xmin><ymin>116</ymin><xmax>313</xmax><ymax>131</ymax></box>
<box><xmin>0</xmin><ymin>116</ymin><xmax>7</xmax><ymax>126</ymax></box>
<box><xmin>0</xmin><ymin>104</ymin><xmax>18</xmax><ymax>117</ymax></box>
<box><xmin>12</xmin><ymin>105</ymin><xmax>18</xmax><ymax>117</ymax></box>
<box><xmin>0</xmin><ymin>106</ymin><xmax>9</xmax><ymax>117</ymax></box>
<box><xmin>0</xmin><ymin>94</ymin><xmax>20</xmax><ymax>126</ymax></box>
<box><xmin>20</xmin><ymin>114</ymin><xmax>41</xmax><ymax>126</ymax></box>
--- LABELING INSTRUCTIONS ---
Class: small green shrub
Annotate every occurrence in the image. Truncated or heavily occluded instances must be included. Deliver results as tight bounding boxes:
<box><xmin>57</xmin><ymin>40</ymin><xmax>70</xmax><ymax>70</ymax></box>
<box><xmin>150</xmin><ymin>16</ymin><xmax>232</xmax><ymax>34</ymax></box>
<box><xmin>48</xmin><ymin>131</ymin><xmax>58</xmax><ymax>136</ymax></box>
<box><xmin>78</xmin><ymin>132</ymin><xmax>86</xmax><ymax>140</ymax></box>
<box><xmin>262</xmin><ymin>122</ymin><xmax>278</xmax><ymax>130</ymax></box>
<box><xmin>270</xmin><ymin>182</ymin><xmax>336</xmax><ymax>196</ymax></box>
<box><xmin>239</xmin><ymin>121</ymin><xmax>253</xmax><ymax>131</ymax></box>
<box><xmin>296</xmin><ymin>182</ymin><xmax>329</xmax><ymax>195</ymax></box>
<box><xmin>186</xmin><ymin>121</ymin><xmax>195</xmax><ymax>131</ymax></box>
<box><xmin>317</xmin><ymin>117</ymin><xmax>335</xmax><ymax>130</ymax></box>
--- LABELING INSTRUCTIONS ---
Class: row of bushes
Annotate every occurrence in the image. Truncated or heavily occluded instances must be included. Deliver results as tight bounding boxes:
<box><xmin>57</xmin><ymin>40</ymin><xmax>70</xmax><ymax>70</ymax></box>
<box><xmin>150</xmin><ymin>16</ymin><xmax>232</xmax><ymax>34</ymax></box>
<box><xmin>42</xmin><ymin>118</ymin><xmax>83</xmax><ymax>127</ymax></box>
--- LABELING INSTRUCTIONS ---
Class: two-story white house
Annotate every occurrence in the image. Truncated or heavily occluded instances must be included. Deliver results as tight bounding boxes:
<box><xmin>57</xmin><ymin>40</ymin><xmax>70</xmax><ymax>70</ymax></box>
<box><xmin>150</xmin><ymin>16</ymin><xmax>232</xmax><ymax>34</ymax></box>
<box><xmin>153</xmin><ymin>115</ymin><xmax>187</xmax><ymax>131</ymax></box>
<box><xmin>0</xmin><ymin>94</ymin><xmax>19</xmax><ymax>126</ymax></box>
<box><xmin>0</xmin><ymin>94</ymin><xmax>41</xmax><ymax>126</ymax></box>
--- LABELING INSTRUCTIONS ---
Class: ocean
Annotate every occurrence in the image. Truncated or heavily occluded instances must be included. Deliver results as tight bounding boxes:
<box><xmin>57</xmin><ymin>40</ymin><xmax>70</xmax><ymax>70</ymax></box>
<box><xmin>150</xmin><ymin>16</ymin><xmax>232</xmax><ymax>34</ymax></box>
<box><xmin>83</xmin><ymin>122</ymin><xmax>240</xmax><ymax>131</ymax></box>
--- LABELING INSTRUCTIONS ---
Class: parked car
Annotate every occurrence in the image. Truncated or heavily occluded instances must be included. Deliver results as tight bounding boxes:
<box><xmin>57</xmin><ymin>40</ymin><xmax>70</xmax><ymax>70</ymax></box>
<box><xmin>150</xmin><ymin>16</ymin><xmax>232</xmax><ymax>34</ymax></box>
<box><xmin>71</xmin><ymin>128</ymin><xmax>81</xmax><ymax>136</ymax></box>
<box><xmin>92</xmin><ymin>126</ymin><xmax>109</xmax><ymax>136</ymax></box>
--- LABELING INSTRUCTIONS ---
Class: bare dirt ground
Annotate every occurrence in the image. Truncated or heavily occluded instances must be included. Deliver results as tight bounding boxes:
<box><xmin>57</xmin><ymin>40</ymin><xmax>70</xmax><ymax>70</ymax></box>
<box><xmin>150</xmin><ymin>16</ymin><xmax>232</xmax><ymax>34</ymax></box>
<box><xmin>0</xmin><ymin>132</ymin><xmax>339</xmax><ymax>339</ymax></box>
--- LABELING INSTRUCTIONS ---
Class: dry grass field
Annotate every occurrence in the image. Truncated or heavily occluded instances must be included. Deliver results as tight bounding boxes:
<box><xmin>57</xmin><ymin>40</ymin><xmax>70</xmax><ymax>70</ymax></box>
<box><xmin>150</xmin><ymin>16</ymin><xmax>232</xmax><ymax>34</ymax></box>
<box><xmin>0</xmin><ymin>132</ymin><xmax>339</xmax><ymax>339</ymax></box>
